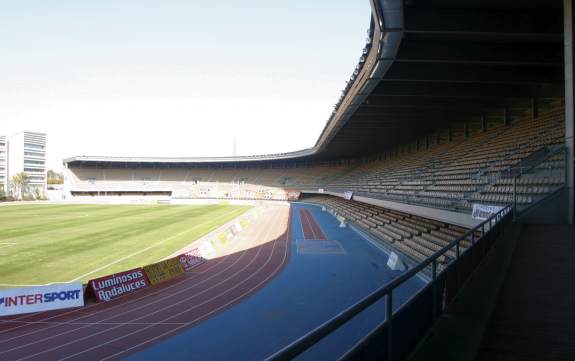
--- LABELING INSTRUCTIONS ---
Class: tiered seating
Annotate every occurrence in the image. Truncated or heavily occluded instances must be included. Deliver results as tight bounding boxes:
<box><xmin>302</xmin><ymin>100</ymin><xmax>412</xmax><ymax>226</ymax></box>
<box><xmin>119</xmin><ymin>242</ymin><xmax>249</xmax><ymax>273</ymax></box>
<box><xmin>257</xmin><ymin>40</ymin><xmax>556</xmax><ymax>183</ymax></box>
<box><xmin>303</xmin><ymin>195</ymin><xmax>473</xmax><ymax>264</ymax></box>
<box><xmin>315</xmin><ymin>106</ymin><xmax>565</xmax><ymax>211</ymax></box>
<box><xmin>67</xmin><ymin>105</ymin><xmax>565</xmax><ymax>211</ymax></box>
<box><xmin>471</xmin><ymin>174</ymin><xmax>564</xmax><ymax>205</ymax></box>
<box><xmin>67</xmin><ymin>166</ymin><xmax>344</xmax><ymax>201</ymax></box>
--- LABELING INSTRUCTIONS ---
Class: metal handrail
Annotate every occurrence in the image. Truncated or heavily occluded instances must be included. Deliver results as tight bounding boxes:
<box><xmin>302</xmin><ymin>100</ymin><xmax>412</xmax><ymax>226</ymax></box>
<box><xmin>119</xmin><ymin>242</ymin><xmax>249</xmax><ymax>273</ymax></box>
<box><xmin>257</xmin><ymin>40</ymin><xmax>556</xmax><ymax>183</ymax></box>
<box><xmin>479</xmin><ymin>121</ymin><xmax>564</xmax><ymax>178</ymax></box>
<box><xmin>265</xmin><ymin>205</ymin><xmax>512</xmax><ymax>361</ymax></box>
<box><xmin>319</xmin><ymin>188</ymin><xmax>467</xmax><ymax>214</ymax></box>
<box><xmin>512</xmin><ymin>145</ymin><xmax>566</xmax><ymax>218</ymax></box>
<box><xmin>505</xmin><ymin>144</ymin><xmax>565</xmax><ymax>178</ymax></box>
<box><xmin>516</xmin><ymin>184</ymin><xmax>567</xmax><ymax>219</ymax></box>
<box><xmin>317</xmin><ymin>145</ymin><xmax>566</xmax><ymax>215</ymax></box>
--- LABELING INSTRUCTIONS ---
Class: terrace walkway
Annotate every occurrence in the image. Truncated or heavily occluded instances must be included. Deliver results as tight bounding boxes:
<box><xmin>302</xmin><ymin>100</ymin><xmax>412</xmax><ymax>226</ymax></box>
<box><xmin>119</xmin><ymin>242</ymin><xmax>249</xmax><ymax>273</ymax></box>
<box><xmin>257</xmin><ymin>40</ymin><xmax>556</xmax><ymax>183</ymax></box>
<box><xmin>476</xmin><ymin>224</ymin><xmax>575</xmax><ymax>361</ymax></box>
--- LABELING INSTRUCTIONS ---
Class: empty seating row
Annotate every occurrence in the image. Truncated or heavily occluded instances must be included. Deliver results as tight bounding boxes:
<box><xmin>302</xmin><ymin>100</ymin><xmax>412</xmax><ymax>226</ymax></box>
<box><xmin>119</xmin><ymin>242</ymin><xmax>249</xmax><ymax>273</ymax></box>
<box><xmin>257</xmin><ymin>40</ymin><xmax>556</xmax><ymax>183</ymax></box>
<box><xmin>303</xmin><ymin>195</ymin><xmax>473</xmax><ymax>265</ymax></box>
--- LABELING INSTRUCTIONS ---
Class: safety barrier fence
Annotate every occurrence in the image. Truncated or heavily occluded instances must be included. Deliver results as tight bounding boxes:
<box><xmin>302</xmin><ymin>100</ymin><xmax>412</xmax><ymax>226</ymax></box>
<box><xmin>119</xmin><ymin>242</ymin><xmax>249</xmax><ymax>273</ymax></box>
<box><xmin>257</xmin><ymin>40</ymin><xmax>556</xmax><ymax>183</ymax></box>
<box><xmin>265</xmin><ymin>205</ymin><xmax>512</xmax><ymax>361</ymax></box>
<box><xmin>504</xmin><ymin>145</ymin><xmax>567</xmax><ymax>217</ymax></box>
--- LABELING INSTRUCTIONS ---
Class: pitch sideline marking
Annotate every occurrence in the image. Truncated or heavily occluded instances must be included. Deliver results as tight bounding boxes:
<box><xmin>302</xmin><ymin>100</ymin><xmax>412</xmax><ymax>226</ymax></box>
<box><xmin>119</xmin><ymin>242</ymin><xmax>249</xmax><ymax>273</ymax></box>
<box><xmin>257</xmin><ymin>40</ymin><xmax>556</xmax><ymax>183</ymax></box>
<box><xmin>0</xmin><ymin>282</ymin><xmax>64</xmax><ymax>287</ymax></box>
<box><xmin>68</xmin><ymin>206</ymin><xmax>249</xmax><ymax>282</ymax></box>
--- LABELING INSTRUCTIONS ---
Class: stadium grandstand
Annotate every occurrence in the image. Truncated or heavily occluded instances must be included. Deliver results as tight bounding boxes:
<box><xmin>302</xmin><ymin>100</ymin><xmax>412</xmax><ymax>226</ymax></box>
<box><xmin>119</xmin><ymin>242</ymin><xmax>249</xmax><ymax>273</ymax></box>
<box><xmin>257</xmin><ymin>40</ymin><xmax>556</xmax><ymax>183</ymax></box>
<box><xmin>64</xmin><ymin>104</ymin><xmax>566</xmax><ymax>216</ymax></box>
<box><xmin>1</xmin><ymin>0</ymin><xmax>573</xmax><ymax>360</ymax></box>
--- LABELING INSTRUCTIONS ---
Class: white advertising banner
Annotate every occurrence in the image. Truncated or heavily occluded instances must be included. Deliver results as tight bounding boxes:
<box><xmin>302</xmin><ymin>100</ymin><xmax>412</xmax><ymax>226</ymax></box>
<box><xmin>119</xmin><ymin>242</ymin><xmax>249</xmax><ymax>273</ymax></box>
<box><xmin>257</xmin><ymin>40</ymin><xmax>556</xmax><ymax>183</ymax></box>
<box><xmin>343</xmin><ymin>191</ymin><xmax>354</xmax><ymax>200</ymax></box>
<box><xmin>471</xmin><ymin>203</ymin><xmax>504</xmax><ymax>220</ymax></box>
<box><xmin>0</xmin><ymin>283</ymin><xmax>84</xmax><ymax>317</ymax></box>
<box><xmin>199</xmin><ymin>241</ymin><xmax>217</xmax><ymax>259</ymax></box>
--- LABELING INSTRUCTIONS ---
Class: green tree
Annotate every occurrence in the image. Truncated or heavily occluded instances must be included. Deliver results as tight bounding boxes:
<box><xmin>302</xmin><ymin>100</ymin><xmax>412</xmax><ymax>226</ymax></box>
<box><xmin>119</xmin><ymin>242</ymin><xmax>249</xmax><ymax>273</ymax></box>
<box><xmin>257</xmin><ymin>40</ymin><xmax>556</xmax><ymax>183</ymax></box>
<box><xmin>11</xmin><ymin>172</ymin><xmax>29</xmax><ymax>200</ymax></box>
<box><xmin>47</xmin><ymin>169</ymin><xmax>64</xmax><ymax>185</ymax></box>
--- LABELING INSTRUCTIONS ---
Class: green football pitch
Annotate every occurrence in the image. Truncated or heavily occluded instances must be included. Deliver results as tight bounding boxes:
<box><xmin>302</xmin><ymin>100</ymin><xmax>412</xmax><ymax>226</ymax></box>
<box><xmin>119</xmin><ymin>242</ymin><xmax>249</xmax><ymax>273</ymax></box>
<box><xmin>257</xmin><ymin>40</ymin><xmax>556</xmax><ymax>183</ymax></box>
<box><xmin>0</xmin><ymin>204</ymin><xmax>251</xmax><ymax>287</ymax></box>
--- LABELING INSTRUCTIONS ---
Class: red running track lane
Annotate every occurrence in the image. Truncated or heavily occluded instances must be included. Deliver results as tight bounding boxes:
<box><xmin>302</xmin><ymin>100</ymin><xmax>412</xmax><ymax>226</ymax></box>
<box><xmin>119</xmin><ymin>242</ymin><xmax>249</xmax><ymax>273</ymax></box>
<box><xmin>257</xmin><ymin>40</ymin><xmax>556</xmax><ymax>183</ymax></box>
<box><xmin>299</xmin><ymin>208</ymin><xmax>326</xmax><ymax>240</ymax></box>
<box><xmin>0</xmin><ymin>207</ymin><xmax>291</xmax><ymax>361</ymax></box>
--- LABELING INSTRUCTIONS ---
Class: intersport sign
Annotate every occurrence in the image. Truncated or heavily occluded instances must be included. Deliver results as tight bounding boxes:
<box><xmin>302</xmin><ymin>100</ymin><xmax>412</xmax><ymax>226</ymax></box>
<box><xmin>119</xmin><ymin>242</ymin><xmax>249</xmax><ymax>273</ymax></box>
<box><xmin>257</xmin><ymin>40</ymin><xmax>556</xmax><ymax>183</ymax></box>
<box><xmin>0</xmin><ymin>283</ymin><xmax>84</xmax><ymax>317</ymax></box>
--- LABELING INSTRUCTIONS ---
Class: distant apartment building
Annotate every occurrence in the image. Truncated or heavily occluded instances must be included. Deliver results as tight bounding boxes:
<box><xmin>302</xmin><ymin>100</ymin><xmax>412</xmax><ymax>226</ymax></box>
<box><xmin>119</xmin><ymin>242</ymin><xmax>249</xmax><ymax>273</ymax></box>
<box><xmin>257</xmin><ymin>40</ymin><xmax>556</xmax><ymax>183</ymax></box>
<box><xmin>0</xmin><ymin>135</ymin><xmax>7</xmax><ymax>193</ymax></box>
<box><xmin>6</xmin><ymin>131</ymin><xmax>47</xmax><ymax>196</ymax></box>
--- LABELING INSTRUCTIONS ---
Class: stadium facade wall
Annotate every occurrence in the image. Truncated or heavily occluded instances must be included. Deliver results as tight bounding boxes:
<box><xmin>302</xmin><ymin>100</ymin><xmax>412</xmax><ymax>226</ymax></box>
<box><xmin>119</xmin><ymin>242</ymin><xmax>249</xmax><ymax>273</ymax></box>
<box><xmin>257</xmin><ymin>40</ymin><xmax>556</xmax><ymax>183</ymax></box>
<box><xmin>6</xmin><ymin>131</ymin><xmax>47</xmax><ymax>196</ymax></box>
<box><xmin>0</xmin><ymin>135</ymin><xmax>6</xmax><ymax>193</ymax></box>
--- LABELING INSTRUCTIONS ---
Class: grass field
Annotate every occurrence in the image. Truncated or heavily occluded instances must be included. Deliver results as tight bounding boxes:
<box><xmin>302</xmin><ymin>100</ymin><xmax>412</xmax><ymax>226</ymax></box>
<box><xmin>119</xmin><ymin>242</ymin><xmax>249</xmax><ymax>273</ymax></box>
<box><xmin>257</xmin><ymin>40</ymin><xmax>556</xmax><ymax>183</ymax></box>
<box><xmin>0</xmin><ymin>204</ymin><xmax>251</xmax><ymax>287</ymax></box>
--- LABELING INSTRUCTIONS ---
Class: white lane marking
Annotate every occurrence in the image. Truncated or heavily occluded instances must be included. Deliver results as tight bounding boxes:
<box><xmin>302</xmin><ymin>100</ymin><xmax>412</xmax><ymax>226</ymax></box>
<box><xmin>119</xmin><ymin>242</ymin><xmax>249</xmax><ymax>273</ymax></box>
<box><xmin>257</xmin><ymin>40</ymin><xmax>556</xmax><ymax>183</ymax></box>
<box><xmin>0</xmin><ymin>282</ymin><xmax>61</xmax><ymax>288</ymax></box>
<box><xmin>85</xmin><ymin>208</ymin><xmax>290</xmax><ymax>361</ymax></box>
<box><xmin>68</xmin><ymin>207</ymin><xmax>246</xmax><ymax>282</ymax></box>
<box><xmin>14</xmin><ymin>209</ymin><xmax>279</xmax><ymax>361</ymax></box>
<box><xmin>0</xmin><ymin>207</ymin><xmax>269</xmax><ymax>340</ymax></box>
<box><xmin>0</xmin><ymin>207</ymin><xmax>282</xmax><ymax>357</ymax></box>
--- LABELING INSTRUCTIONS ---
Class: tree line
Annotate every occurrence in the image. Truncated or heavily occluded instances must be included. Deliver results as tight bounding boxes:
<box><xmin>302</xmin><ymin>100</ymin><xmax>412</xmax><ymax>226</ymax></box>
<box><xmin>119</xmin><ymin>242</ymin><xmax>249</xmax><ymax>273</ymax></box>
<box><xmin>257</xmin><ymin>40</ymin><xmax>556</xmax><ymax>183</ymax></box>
<box><xmin>0</xmin><ymin>170</ymin><xmax>62</xmax><ymax>201</ymax></box>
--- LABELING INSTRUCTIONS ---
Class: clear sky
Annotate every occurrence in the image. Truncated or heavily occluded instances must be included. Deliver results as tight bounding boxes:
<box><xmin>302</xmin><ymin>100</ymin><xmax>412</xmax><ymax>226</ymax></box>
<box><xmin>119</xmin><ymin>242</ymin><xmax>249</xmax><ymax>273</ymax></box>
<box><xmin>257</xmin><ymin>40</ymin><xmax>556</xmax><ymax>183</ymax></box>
<box><xmin>0</xmin><ymin>0</ymin><xmax>371</xmax><ymax>171</ymax></box>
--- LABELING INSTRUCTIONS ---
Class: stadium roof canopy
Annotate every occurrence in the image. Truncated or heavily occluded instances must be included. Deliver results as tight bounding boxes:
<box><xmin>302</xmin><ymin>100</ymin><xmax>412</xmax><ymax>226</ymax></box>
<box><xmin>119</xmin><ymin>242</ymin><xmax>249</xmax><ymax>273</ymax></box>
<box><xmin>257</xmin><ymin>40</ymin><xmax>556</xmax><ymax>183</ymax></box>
<box><xmin>66</xmin><ymin>0</ymin><xmax>565</xmax><ymax>167</ymax></box>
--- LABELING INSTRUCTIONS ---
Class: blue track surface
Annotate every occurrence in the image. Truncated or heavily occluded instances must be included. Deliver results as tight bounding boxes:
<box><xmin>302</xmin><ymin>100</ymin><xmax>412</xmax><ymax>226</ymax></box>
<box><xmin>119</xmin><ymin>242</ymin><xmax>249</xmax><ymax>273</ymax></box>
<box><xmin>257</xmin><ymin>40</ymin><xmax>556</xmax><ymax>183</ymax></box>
<box><xmin>127</xmin><ymin>203</ymin><xmax>426</xmax><ymax>361</ymax></box>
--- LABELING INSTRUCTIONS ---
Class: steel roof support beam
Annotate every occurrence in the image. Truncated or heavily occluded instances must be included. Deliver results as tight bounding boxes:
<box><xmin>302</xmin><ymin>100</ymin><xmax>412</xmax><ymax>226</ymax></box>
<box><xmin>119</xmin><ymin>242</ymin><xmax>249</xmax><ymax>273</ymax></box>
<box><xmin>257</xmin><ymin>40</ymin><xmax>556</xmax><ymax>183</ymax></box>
<box><xmin>371</xmin><ymin>81</ymin><xmax>564</xmax><ymax>99</ymax></box>
<box><xmin>383</xmin><ymin>62</ymin><xmax>563</xmax><ymax>85</ymax></box>
<box><xmin>404</xmin><ymin>7</ymin><xmax>562</xmax><ymax>37</ymax></box>
<box><xmin>395</xmin><ymin>39</ymin><xmax>563</xmax><ymax>67</ymax></box>
<box><xmin>364</xmin><ymin>96</ymin><xmax>542</xmax><ymax>109</ymax></box>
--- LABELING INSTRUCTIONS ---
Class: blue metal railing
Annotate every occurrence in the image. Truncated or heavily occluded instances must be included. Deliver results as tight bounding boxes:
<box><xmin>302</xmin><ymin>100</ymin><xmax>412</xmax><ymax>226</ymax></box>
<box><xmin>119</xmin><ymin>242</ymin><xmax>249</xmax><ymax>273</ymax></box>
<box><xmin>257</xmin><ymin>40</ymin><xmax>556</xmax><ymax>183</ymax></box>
<box><xmin>265</xmin><ymin>205</ymin><xmax>512</xmax><ymax>361</ymax></box>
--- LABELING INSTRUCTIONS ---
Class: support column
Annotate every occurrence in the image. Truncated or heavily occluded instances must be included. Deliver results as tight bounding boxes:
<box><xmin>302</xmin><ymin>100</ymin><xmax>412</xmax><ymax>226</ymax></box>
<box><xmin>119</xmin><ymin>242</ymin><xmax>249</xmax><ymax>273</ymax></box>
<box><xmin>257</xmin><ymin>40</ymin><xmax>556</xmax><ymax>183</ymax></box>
<box><xmin>447</xmin><ymin>127</ymin><xmax>452</xmax><ymax>143</ymax></box>
<box><xmin>503</xmin><ymin>107</ymin><xmax>510</xmax><ymax>126</ymax></box>
<box><xmin>63</xmin><ymin>162</ymin><xmax>69</xmax><ymax>199</ymax></box>
<box><xmin>481</xmin><ymin>114</ymin><xmax>487</xmax><ymax>132</ymax></box>
<box><xmin>566</xmin><ymin>0</ymin><xmax>574</xmax><ymax>224</ymax></box>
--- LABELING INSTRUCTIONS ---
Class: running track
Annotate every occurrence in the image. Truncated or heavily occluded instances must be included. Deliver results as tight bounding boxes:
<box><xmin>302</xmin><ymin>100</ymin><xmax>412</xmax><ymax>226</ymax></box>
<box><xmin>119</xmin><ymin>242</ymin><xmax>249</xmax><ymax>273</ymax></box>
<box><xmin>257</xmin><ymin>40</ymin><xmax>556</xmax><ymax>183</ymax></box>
<box><xmin>299</xmin><ymin>208</ymin><xmax>326</xmax><ymax>240</ymax></box>
<box><xmin>0</xmin><ymin>206</ymin><xmax>291</xmax><ymax>361</ymax></box>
